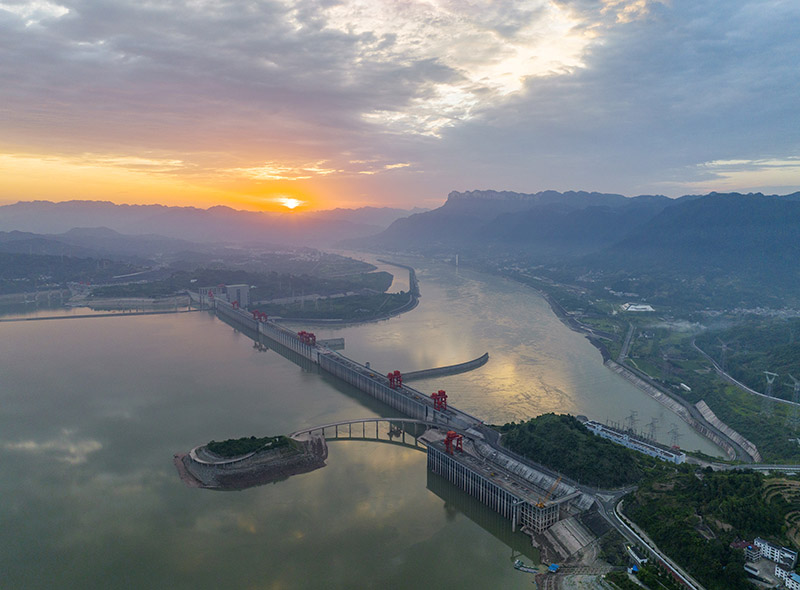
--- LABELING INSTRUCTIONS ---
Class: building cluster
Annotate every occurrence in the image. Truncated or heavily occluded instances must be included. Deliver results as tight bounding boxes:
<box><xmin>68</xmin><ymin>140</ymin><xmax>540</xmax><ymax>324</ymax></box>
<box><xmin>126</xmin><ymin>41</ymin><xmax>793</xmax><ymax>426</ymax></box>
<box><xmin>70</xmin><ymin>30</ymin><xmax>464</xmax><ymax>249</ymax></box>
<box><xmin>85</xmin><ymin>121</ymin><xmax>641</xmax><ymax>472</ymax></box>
<box><xmin>742</xmin><ymin>537</ymin><xmax>799</xmax><ymax>588</ymax></box>
<box><xmin>582</xmin><ymin>420</ymin><xmax>686</xmax><ymax>464</ymax></box>
<box><xmin>200</xmin><ymin>284</ymin><xmax>250</xmax><ymax>309</ymax></box>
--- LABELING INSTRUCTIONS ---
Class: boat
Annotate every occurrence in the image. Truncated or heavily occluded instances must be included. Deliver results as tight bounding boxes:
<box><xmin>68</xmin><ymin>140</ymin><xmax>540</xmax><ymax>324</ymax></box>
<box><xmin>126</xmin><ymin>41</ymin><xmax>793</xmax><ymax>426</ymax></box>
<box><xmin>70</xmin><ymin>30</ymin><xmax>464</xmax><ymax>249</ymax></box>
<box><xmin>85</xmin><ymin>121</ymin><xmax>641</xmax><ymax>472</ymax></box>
<box><xmin>513</xmin><ymin>559</ymin><xmax>539</xmax><ymax>574</ymax></box>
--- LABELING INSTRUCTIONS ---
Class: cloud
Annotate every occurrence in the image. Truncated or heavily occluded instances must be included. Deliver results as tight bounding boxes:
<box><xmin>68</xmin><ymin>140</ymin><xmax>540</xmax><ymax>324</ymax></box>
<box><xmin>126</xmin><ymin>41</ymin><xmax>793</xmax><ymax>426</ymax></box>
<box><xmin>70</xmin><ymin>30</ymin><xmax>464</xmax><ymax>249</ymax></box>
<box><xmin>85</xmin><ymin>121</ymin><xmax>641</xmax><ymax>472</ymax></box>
<box><xmin>0</xmin><ymin>0</ymin><xmax>798</xmax><ymax>205</ymax></box>
<box><xmin>231</xmin><ymin>161</ymin><xmax>342</xmax><ymax>181</ymax></box>
<box><xmin>3</xmin><ymin>429</ymin><xmax>102</xmax><ymax>464</ymax></box>
<box><xmin>433</xmin><ymin>0</ymin><xmax>800</xmax><ymax>195</ymax></box>
<box><xmin>0</xmin><ymin>0</ymin><xmax>68</xmax><ymax>26</ymax></box>
<box><xmin>680</xmin><ymin>157</ymin><xmax>800</xmax><ymax>194</ymax></box>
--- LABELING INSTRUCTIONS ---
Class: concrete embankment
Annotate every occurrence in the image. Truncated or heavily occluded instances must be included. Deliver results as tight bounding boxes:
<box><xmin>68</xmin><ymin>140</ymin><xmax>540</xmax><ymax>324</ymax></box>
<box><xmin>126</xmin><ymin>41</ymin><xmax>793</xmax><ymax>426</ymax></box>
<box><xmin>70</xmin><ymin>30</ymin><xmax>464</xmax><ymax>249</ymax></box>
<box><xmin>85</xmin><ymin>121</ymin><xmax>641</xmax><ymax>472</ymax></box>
<box><xmin>0</xmin><ymin>308</ymin><xmax>200</xmax><ymax>322</ymax></box>
<box><xmin>376</xmin><ymin>259</ymin><xmax>420</xmax><ymax>297</ymax></box>
<box><xmin>695</xmin><ymin>401</ymin><xmax>762</xmax><ymax>462</ymax></box>
<box><xmin>0</xmin><ymin>289</ymin><xmax>70</xmax><ymax>305</ymax></box>
<box><xmin>509</xmin><ymin>274</ymin><xmax>750</xmax><ymax>461</ymax></box>
<box><xmin>605</xmin><ymin>360</ymin><xmax>743</xmax><ymax>461</ymax></box>
<box><xmin>403</xmin><ymin>352</ymin><xmax>489</xmax><ymax>382</ymax></box>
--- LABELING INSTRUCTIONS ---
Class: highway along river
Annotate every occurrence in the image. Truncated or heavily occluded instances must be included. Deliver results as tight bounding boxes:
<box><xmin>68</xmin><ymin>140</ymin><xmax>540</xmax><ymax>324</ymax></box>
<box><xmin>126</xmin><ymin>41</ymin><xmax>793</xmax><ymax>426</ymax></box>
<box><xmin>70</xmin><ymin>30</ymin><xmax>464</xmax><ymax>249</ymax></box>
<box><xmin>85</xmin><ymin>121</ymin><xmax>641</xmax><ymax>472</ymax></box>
<box><xmin>0</xmin><ymin>255</ymin><xmax>720</xmax><ymax>590</ymax></box>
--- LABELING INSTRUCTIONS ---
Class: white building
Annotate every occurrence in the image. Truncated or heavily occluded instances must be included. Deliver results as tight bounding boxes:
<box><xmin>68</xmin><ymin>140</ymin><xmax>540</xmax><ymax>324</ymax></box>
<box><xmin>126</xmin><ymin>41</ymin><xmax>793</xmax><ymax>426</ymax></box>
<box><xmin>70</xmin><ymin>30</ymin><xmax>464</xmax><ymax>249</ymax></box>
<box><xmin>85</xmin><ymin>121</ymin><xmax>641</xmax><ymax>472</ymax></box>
<box><xmin>621</xmin><ymin>303</ymin><xmax>655</xmax><ymax>312</ymax></box>
<box><xmin>224</xmin><ymin>284</ymin><xmax>250</xmax><ymax>309</ymax></box>
<box><xmin>755</xmin><ymin>537</ymin><xmax>798</xmax><ymax>569</ymax></box>
<box><xmin>583</xmin><ymin>420</ymin><xmax>685</xmax><ymax>464</ymax></box>
<box><xmin>775</xmin><ymin>565</ymin><xmax>800</xmax><ymax>589</ymax></box>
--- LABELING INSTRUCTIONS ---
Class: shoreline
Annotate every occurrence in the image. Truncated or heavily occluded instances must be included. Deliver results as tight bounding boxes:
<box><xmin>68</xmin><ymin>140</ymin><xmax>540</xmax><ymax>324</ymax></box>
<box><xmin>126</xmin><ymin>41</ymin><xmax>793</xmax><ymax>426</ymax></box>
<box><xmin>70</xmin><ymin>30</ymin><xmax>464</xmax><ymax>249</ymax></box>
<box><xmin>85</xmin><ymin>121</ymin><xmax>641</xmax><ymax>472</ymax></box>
<box><xmin>268</xmin><ymin>260</ymin><xmax>420</xmax><ymax>326</ymax></box>
<box><xmin>505</xmin><ymin>273</ymin><xmax>750</xmax><ymax>462</ymax></box>
<box><xmin>270</xmin><ymin>291</ymin><xmax>419</xmax><ymax>326</ymax></box>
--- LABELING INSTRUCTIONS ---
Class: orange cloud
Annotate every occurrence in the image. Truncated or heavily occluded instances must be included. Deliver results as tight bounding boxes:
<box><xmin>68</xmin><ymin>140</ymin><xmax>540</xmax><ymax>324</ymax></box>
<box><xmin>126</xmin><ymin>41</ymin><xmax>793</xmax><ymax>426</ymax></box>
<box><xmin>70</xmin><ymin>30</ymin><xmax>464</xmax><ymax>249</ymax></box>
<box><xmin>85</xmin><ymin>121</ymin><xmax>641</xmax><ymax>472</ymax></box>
<box><xmin>0</xmin><ymin>152</ymin><xmax>331</xmax><ymax>211</ymax></box>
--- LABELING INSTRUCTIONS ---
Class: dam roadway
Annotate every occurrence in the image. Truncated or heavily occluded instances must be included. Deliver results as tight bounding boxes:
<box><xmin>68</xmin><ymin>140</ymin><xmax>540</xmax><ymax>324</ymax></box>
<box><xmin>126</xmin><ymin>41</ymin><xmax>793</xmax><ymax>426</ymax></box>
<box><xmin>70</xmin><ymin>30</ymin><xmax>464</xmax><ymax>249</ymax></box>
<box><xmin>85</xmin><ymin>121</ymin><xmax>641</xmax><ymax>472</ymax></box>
<box><xmin>205</xmin><ymin>296</ymin><xmax>706</xmax><ymax>588</ymax></box>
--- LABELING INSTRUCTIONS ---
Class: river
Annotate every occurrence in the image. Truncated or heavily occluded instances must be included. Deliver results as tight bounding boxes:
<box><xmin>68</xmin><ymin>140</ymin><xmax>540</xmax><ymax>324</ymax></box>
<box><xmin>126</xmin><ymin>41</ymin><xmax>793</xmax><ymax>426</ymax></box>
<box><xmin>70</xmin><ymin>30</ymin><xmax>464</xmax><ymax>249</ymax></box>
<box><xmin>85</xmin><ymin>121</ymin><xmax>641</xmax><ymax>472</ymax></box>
<box><xmin>0</xmin><ymin>256</ymin><xmax>720</xmax><ymax>589</ymax></box>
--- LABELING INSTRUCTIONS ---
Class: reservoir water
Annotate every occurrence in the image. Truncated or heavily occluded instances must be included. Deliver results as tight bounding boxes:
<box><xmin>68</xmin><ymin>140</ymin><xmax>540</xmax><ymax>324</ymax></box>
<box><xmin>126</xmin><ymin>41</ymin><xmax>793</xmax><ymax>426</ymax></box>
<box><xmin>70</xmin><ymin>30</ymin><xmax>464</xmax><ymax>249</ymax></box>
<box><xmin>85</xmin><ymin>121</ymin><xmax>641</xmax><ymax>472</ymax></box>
<box><xmin>0</xmin><ymin>257</ymin><xmax>720</xmax><ymax>589</ymax></box>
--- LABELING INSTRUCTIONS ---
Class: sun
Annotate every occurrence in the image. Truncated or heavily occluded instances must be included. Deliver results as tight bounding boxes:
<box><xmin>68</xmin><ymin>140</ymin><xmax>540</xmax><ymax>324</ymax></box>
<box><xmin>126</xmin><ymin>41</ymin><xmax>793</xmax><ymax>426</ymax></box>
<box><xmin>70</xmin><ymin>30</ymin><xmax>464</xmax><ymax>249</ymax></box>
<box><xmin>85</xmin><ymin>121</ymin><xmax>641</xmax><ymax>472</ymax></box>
<box><xmin>280</xmin><ymin>197</ymin><xmax>303</xmax><ymax>210</ymax></box>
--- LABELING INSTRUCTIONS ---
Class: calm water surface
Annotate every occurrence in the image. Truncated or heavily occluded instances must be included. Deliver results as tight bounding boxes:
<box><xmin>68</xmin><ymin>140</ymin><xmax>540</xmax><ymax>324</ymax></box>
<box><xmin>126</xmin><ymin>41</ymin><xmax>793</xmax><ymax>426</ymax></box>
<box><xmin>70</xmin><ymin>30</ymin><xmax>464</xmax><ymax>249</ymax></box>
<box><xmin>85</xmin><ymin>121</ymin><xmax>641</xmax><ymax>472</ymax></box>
<box><xmin>0</xmin><ymin>257</ymin><xmax>720</xmax><ymax>589</ymax></box>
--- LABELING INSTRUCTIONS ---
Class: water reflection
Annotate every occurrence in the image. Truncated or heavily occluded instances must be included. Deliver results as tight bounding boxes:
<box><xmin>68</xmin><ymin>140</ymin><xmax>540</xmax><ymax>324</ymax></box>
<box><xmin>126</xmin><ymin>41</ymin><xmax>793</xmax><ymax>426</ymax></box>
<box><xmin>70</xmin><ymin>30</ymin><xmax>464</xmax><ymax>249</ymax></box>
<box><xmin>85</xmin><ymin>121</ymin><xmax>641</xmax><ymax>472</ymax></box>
<box><xmin>1</xmin><ymin>256</ymin><xmax>726</xmax><ymax>589</ymax></box>
<box><xmin>304</xmin><ymin>256</ymin><xmax>721</xmax><ymax>455</ymax></box>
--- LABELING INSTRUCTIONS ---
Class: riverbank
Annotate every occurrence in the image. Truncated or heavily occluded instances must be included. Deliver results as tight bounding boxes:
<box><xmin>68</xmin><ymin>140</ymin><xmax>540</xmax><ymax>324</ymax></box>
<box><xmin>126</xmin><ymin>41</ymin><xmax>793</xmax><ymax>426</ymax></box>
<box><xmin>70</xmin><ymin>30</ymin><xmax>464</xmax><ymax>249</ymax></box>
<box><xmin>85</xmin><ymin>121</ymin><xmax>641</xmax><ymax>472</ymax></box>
<box><xmin>264</xmin><ymin>260</ymin><xmax>420</xmax><ymax>326</ymax></box>
<box><xmin>269</xmin><ymin>290</ymin><xmax>419</xmax><ymax>326</ymax></box>
<box><xmin>72</xmin><ymin>294</ymin><xmax>189</xmax><ymax>310</ymax></box>
<box><xmin>503</xmin><ymin>272</ymin><xmax>744</xmax><ymax>461</ymax></box>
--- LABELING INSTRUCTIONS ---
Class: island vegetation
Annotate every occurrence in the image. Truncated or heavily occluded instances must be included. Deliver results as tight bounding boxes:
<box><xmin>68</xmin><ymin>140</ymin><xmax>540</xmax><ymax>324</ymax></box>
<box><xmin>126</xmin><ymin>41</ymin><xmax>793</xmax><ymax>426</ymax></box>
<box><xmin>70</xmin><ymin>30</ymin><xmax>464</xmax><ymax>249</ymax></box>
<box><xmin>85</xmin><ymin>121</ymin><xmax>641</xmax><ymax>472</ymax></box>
<box><xmin>207</xmin><ymin>435</ymin><xmax>292</xmax><ymax>457</ymax></box>
<box><xmin>91</xmin><ymin>267</ymin><xmax>393</xmax><ymax>300</ymax></box>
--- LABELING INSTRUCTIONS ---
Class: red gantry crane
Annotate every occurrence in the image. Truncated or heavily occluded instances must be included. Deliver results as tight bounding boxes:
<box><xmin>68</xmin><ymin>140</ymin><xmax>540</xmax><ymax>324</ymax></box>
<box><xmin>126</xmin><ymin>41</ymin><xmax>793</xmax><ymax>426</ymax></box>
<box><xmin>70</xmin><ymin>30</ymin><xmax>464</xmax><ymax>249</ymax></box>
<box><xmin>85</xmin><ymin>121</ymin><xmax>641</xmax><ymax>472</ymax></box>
<box><xmin>431</xmin><ymin>389</ymin><xmax>447</xmax><ymax>411</ymax></box>
<box><xmin>297</xmin><ymin>331</ymin><xmax>316</xmax><ymax>345</ymax></box>
<box><xmin>388</xmin><ymin>370</ymin><xmax>403</xmax><ymax>389</ymax></box>
<box><xmin>444</xmin><ymin>430</ymin><xmax>463</xmax><ymax>454</ymax></box>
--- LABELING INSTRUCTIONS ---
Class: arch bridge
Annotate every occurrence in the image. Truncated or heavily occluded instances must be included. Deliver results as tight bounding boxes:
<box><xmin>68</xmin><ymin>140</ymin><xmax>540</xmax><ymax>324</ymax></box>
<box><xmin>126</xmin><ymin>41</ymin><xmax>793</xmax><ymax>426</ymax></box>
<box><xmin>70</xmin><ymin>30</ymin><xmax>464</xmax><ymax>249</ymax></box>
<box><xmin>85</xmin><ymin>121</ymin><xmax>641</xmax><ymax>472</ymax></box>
<box><xmin>291</xmin><ymin>418</ymin><xmax>448</xmax><ymax>450</ymax></box>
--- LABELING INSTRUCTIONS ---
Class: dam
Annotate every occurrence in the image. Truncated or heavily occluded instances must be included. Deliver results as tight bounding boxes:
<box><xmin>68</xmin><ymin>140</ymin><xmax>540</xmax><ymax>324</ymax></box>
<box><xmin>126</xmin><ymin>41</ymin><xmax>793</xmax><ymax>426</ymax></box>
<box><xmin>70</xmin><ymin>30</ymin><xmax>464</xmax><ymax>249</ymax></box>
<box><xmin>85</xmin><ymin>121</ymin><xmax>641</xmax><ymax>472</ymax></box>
<box><xmin>191</xmin><ymin>294</ymin><xmax>592</xmax><ymax>536</ymax></box>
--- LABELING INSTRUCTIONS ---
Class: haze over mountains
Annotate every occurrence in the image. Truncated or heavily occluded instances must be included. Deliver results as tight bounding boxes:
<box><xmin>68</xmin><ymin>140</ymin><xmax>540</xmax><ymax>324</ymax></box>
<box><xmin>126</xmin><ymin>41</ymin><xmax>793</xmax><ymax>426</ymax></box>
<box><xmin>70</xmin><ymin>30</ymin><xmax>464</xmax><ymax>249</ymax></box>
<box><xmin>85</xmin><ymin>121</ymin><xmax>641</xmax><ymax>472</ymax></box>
<box><xmin>352</xmin><ymin>189</ymin><xmax>800</xmax><ymax>263</ymax></box>
<box><xmin>3</xmin><ymin>190</ymin><xmax>800</xmax><ymax>304</ymax></box>
<box><xmin>0</xmin><ymin>201</ymin><xmax>426</xmax><ymax>248</ymax></box>
<box><xmin>347</xmin><ymin>189</ymin><xmax>800</xmax><ymax>305</ymax></box>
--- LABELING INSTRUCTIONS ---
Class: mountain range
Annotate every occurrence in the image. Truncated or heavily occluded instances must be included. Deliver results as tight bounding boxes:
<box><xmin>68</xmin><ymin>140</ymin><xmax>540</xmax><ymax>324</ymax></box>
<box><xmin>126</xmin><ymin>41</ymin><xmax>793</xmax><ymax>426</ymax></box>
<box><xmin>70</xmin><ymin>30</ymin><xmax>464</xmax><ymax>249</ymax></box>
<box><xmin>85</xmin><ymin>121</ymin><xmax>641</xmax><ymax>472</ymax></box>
<box><xmin>347</xmin><ymin>189</ymin><xmax>800</xmax><ymax>304</ymax></box>
<box><xmin>3</xmin><ymin>191</ymin><xmax>800</xmax><ymax>304</ymax></box>
<box><xmin>0</xmin><ymin>201</ymin><xmax>426</xmax><ymax>247</ymax></box>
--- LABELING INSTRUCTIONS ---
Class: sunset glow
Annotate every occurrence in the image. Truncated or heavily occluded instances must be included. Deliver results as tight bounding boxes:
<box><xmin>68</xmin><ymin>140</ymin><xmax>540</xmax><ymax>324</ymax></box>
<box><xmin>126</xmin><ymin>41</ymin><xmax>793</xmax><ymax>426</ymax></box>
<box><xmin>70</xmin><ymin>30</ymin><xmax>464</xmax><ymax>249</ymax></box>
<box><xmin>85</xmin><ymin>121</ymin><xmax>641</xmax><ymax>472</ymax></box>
<box><xmin>0</xmin><ymin>0</ymin><xmax>797</xmax><ymax>211</ymax></box>
<box><xmin>280</xmin><ymin>197</ymin><xmax>303</xmax><ymax>210</ymax></box>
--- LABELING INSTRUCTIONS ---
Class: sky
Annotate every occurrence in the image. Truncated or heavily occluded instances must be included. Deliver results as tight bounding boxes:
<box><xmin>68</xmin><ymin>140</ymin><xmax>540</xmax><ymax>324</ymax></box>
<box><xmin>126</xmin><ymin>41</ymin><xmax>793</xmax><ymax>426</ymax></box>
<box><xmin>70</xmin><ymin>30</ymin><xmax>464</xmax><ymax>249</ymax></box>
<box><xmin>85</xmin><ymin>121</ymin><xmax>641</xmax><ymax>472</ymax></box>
<box><xmin>1</xmin><ymin>0</ymin><xmax>798</xmax><ymax>212</ymax></box>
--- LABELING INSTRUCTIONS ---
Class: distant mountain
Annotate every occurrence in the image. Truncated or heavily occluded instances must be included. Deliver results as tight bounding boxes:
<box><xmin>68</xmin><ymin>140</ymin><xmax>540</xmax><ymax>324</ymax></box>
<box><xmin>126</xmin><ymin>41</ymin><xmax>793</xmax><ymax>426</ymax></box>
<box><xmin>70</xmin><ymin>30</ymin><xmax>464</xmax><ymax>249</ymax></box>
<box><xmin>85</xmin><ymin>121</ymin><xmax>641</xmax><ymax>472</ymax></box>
<box><xmin>597</xmin><ymin>192</ymin><xmax>800</xmax><ymax>275</ymax></box>
<box><xmin>0</xmin><ymin>201</ymin><xmax>422</xmax><ymax>247</ymax></box>
<box><xmin>308</xmin><ymin>206</ymin><xmax>428</xmax><ymax>228</ymax></box>
<box><xmin>475</xmin><ymin>195</ymin><xmax>674</xmax><ymax>256</ymax></box>
<box><xmin>350</xmin><ymin>189</ymin><xmax>800</xmax><ymax>299</ymax></box>
<box><xmin>348</xmin><ymin>189</ymin><xmax>669</xmax><ymax>254</ymax></box>
<box><xmin>0</xmin><ymin>230</ymin><xmax>97</xmax><ymax>258</ymax></box>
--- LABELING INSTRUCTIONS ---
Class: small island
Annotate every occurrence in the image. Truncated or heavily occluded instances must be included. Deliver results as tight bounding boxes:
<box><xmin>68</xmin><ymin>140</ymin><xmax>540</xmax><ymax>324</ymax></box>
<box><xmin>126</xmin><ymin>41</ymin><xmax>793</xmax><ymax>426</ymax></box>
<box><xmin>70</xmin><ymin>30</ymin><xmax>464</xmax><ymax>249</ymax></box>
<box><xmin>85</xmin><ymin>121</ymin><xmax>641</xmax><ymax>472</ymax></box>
<box><xmin>174</xmin><ymin>433</ymin><xmax>327</xmax><ymax>490</ymax></box>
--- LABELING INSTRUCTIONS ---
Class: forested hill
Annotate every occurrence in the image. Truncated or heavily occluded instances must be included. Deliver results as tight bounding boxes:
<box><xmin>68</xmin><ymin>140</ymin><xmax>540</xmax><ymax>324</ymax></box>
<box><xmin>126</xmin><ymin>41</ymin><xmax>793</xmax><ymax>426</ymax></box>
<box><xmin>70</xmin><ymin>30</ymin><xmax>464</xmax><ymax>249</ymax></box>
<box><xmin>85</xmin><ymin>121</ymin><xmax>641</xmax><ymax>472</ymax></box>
<box><xmin>498</xmin><ymin>414</ymin><xmax>643</xmax><ymax>488</ymax></box>
<box><xmin>598</xmin><ymin>192</ymin><xmax>800</xmax><ymax>276</ymax></box>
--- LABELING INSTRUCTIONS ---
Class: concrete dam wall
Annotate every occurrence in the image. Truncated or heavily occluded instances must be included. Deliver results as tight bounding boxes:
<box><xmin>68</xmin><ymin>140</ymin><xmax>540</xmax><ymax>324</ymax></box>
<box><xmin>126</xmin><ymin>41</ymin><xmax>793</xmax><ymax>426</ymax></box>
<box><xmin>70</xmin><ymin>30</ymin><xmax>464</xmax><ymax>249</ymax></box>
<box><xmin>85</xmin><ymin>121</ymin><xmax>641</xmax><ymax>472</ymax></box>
<box><xmin>404</xmin><ymin>352</ymin><xmax>489</xmax><ymax>382</ymax></box>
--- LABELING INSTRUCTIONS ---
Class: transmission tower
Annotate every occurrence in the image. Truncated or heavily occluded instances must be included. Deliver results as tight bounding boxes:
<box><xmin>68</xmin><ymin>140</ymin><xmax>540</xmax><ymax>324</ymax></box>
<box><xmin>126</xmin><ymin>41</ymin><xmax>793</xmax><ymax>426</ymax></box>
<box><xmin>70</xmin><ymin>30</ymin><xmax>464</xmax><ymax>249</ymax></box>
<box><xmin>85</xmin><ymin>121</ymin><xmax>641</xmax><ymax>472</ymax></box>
<box><xmin>646</xmin><ymin>417</ymin><xmax>659</xmax><ymax>442</ymax></box>
<box><xmin>762</xmin><ymin>371</ymin><xmax>778</xmax><ymax>417</ymax></box>
<box><xmin>787</xmin><ymin>374</ymin><xmax>800</xmax><ymax>430</ymax></box>
<box><xmin>626</xmin><ymin>410</ymin><xmax>639</xmax><ymax>435</ymax></box>
<box><xmin>668</xmin><ymin>423</ymin><xmax>681</xmax><ymax>448</ymax></box>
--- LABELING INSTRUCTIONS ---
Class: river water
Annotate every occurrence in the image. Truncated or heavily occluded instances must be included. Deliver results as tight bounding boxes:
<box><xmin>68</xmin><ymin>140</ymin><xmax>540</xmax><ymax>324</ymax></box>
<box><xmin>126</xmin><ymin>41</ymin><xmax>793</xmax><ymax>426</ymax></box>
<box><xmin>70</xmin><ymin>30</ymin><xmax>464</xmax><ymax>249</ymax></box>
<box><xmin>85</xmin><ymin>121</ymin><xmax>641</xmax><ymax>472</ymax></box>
<box><xmin>0</xmin><ymin>256</ymin><xmax>720</xmax><ymax>589</ymax></box>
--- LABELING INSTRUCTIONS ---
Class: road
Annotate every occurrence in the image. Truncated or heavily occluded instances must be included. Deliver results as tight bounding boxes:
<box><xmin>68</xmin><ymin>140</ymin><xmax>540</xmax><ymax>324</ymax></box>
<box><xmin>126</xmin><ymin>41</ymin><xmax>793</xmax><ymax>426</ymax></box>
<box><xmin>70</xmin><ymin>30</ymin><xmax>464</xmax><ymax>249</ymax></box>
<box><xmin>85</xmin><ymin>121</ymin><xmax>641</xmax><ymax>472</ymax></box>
<box><xmin>617</xmin><ymin>323</ymin><xmax>634</xmax><ymax>363</ymax></box>
<box><xmin>594</xmin><ymin>494</ymin><xmax>706</xmax><ymax>590</ymax></box>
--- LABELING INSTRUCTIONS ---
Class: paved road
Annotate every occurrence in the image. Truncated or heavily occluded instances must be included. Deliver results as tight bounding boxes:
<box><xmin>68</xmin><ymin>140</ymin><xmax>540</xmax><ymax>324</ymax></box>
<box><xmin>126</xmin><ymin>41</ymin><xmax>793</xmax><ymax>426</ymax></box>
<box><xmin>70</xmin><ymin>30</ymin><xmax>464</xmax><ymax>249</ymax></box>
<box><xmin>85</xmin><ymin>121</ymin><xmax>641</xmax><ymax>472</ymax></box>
<box><xmin>598</xmin><ymin>496</ymin><xmax>706</xmax><ymax>590</ymax></box>
<box><xmin>617</xmin><ymin>323</ymin><xmax>634</xmax><ymax>363</ymax></box>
